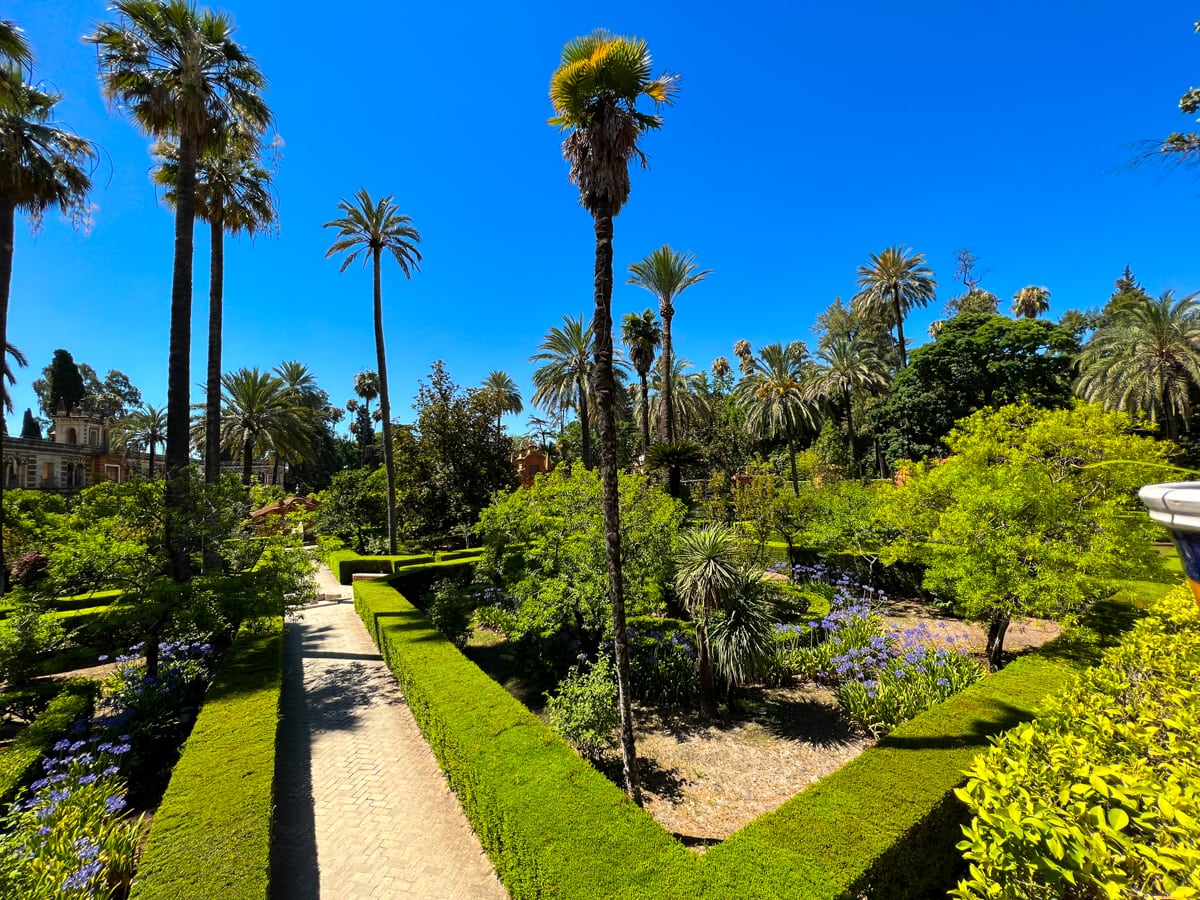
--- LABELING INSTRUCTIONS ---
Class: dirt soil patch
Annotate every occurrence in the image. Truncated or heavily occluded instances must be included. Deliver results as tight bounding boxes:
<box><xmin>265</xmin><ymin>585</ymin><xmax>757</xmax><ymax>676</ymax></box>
<box><xmin>879</xmin><ymin>597</ymin><xmax>1063</xmax><ymax>660</ymax></box>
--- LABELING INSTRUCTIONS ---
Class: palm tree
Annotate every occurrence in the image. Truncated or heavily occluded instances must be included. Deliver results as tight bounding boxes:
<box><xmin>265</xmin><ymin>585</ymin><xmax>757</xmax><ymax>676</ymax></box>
<box><xmin>549</xmin><ymin>30</ymin><xmax>677</xmax><ymax>805</ymax></box>
<box><xmin>627</xmin><ymin>245</ymin><xmax>710</xmax><ymax>444</ymax></box>
<box><xmin>736</xmin><ymin>341</ymin><xmax>818</xmax><ymax>494</ymax></box>
<box><xmin>1076</xmin><ymin>290</ymin><xmax>1200</xmax><ymax>438</ymax></box>
<box><xmin>530</xmin><ymin>315</ymin><xmax>595</xmax><ymax>468</ymax></box>
<box><xmin>851</xmin><ymin>245</ymin><xmax>938</xmax><ymax>369</ymax></box>
<box><xmin>272</xmin><ymin>360</ymin><xmax>320</xmax><ymax>482</ymax></box>
<box><xmin>1</xmin><ymin>72</ymin><xmax>96</xmax><ymax>593</ymax></box>
<box><xmin>154</xmin><ymin>135</ymin><xmax>276</xmax><ymax>485</ymax></box>
<box><xmin>91</xmin><ymin>0</ymin><xmax>269</xmax><ymax>582</ymax></box>
<box><xmin>1011</xmin><ymin>285</ymin><xmax>1051</xmax><ymax>319</ymax></box>
<box><xmin>111</xmin><ymin>404</ymin><xmax>167</xmax><ymax>479</ymax></box>
<box><xmin>0</xmin><ymin>20</ymin><xmax>32</xmax><ymax>109</ymax></box>
<box><xmin>353</xmin><ymin>369</ymin><xmax>380</xmax><ymax>421</ymax></box>
<box><xmin>674</xmin><ymin>524</ymin><xmax>742</xmax><ymax>719</ymax></box>
<box><xmin>807</xmin><ymin>335</ymin><xmax>889</xmax><ymax>468</ymax></box>
<box><xmin>2</xmin><ymin>342</ymin><xmax>27</xmax><ymax>414</ymax></box>
<box><xmin>218</xmin><ymin>367</ymin><xmax>308</xmax><ymax>485</ymax></box>
<box><xmin>479</xmin><ymin>370</ymin><xmax>522</xmax><ymax>434</ymax></box>
<box><xmin>646</xmin><ymin>356</ymin><xmax>707</xmax><ymax>443</ymax></box>
<box><xmin>620</xmin><ymin>309</ymin><xmax>661</xmax><ymax>455</ymax></box>
<box><xmin>324</xmin><ymin>190</ymin><xmax>422</xmax><ymax>555</ymax></box>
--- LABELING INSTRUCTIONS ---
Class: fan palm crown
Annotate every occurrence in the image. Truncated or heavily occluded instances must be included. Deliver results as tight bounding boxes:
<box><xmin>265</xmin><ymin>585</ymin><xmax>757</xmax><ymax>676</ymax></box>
<box><xmin>851</xmin><ymin>245</ymin><xmax>937</xmax><ymax>369</ymax></box>
<box><xmin>620</xmin><ymin>309</ymin><xmax>660</xmax><ymax>454</ymax></box>
<box><xmin>1011</xmin><ymin>285</ymin><xmax>1051</xmax><ymax>319</ymax></box>
<box><xmin>111</xmin><ymin>404</ymin><xmax>167</xmax><ymax>478</ymax></box>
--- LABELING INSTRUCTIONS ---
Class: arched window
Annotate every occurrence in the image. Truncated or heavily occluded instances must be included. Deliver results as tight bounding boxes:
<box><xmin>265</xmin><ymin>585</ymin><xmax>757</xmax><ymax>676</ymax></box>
<box><xmin>67</xmin><ymin>427</ymin><xmax>78</xmax><ymax>444</ymax></box>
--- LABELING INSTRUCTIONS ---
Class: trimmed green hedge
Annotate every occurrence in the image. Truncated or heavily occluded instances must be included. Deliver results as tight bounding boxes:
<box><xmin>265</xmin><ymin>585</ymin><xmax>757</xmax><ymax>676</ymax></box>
<box><xmin>129</xmin><ymin>618</ymin><xmax>283</xmax><ymax>900</ymax></box>
<box><xmin>0</xmin><ymin>679</ymin><xmax>97</xmax><ymax>804</ymax></box>
<box><xmin>327</xmin><ymin>549</ymin><xmax>436</xmax><ymax>584</ymax></box>
<box><xmin>355</xmin><ymin>577</ymin><xmax>1150</xmax><ymax>899</ymax></box>
<box><xmin>437</xmin><ymin>548</ymin><xmax>485</xmax><ymax>562</ymax></box>
<box><xmin>386</xmin><ymin>558</ymin><xmax>478</xmax><ymax>602</ymax></box>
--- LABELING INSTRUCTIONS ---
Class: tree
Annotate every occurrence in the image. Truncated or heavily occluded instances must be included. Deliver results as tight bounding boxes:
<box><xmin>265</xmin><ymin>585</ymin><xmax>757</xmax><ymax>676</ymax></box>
<box><xmin>479</xmin><ymin>370</ymin><xmax>523</xmax><ymax>434</ymax></box>
<box><xmin>91</xmin><ymin>0</ymin><xmax>270</xmax><ymax>582</ymax></box>
<box><xmin>154</xmin><ymin>135</ymin><xmax>276</xmax><ymax>485</ymax></box>
<box><xmin>33</xmin><ymin>356</ymin><xmax>142</xmax><ymax>419</ymax></box>
<box><xmin>18</xmin><ymin>407</ymin><xmax>37</xmax><ymax>439</ymax></box>
<box><xmin>944</xmin><ymin>288</ymin><xmax>1000</xmax><ymax>318</ymax></box>
<box><xmin>871</xmin><ymin>313</ymin><xmax>1079</xmax><ymax>465</ymax></box>
<box><xmin>1011</xmin><ymin>285</ymin><xmax>1051</xmax><ymax>319</ymax></box>
<box><xmin>1144</xmin><ymin>21</ymin><xmax>1200</xmax><ymax>168</ymax></box>
<box><xmin>851</xmin><ymin>245</ymin><xmax>938</xmax><ymax>369</ymax></box>
<box><xmin>0</xmin><ymin>20</ymin><xmax>33</xmax><ymax>79</ymax></box>
<box><xmin>735</xmin><ymin>341</ymin><xmax>818</xmax><ymax>494</ymax></box>
<box><xmin>620</xmin><ymin>308</ymin><xmax>660</xmax><ymax>455</ymax></box>
<box><xmin>807</xmin><ymin>334</ymin><xmax>889</xmax><ymax>470</ymax></box>
<box><xmin>350</xmin><ymin>369</ymin><xmax>380</xmax><ymax>466</ymax></box>
<box><xmin>530</xmin><ymin>314</ymin><xmax>595</xmax><ymax>468</ymax></box>
<box><xmin>674</xmin><ymin>524</ymin><xmax>741</xmax><ymax>718</ymax></box>
<box><xmin>1101</xmin><ymin>265</ymin><xmax>1151</xmax><ymax>323</ymax></box>
<box><xmin>2</xmin><ymin>342</ymin><xmax>26</xmax><ymax>415</ymax></box>
<box><xmin>953</xmin><ymin>247</ymin><xmax>985</xmax><ymax>294</ymax></box>
<box><xmin>324</xmin><ymin>189</ymin><xmax>422</xmax><ymax>555</ymax></box>
<box><xmin>884</xmin><ymin>402</ymin><xmax>1168</xmax><ymax>669</ymax></box>
<box><xmin>315</xmin><ymin>467</ymin><xmax>388</xmax><ymax>553</ymax></box>
<box><xmin>218</xmin><ymin>367</ymin><xmax>308</xmax><ymax>486</ymax></box>
<box><xmin>627</xmin><ymin>245</ymin><xmax>710</xmax><ymax>445</ymax></box>
<box><xmin>549</xmin><ymin>29</ymin><xmax>677</xmax><ymax>805</ymax></box>
<box><xmin>111</xmin><ymin>404</ymin><xmax>167</xmax><ymax>479</ymax></box>
<box><xmin>42</xmin><ymin>349</ymin><xmax>85</xmax><ymax>414</ymax></box>
<box><xmin>1076</xmin><ymin>290</ymin><xmax>1200</xmax><ymax>439</ymax></box>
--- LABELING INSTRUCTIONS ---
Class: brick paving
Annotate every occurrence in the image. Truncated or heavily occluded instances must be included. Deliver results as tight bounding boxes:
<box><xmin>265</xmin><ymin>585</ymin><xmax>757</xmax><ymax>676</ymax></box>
<box><xmin>272</xmin><ymin>567</ymin><xmax>507</xmax><ymax>899</ymax></box>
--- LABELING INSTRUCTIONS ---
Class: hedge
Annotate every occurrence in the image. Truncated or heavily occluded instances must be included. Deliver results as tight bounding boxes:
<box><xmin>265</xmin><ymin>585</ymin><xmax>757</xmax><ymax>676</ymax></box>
<box><xmin>385</xmin><ymin>558</ymin><xmax>478</xmax><ymax>602</ymax></box>
<box><xmin>0</xmin><ymin>679</ymin><xmax>97</xmax><ymax>804</ymax></box>
<box><xmin>437</xmin><ymin>548</ymin><xmax>485</xmax><ymax>562</ymax></box>
<box><xmin>327</xmin><ymin>549</ymin><xmax>435</xmax><ymax>584</ymax></box>
<box><xmin>355</xmin><ymin>576</ymin><xmax>1152</xmax><ymax>899</ymax></box>
<box><xmin>129</xmin><ymin>618</ymin><xmax>283</xmax><ymax>900</ymax></box>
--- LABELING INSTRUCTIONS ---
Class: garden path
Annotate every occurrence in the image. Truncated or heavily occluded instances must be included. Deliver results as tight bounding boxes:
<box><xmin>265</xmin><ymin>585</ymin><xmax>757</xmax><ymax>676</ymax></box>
<box><xmin>271</xmin><ymin>567</ymin><xmax>507</xmax><ymax>900</ymax></box>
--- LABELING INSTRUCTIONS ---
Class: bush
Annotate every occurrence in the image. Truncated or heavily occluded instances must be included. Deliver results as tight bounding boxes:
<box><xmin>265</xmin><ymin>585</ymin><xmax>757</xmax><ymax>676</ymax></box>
<box><xmin>545</xmin><ymin>656</ymin><xmax>619</xmax><ymax>759</ymax></box>
<box><xmin>952</xmin><ymin>586</ymin><xmax>1200</xmax><ymax>900</ymax></box>
<box><xmin>626</xmin><ymin>617</ymin><xmax>698</xmax><ymax>706</ymax></box>
<box><xmin>426</xmin><ymin>579</ymin><xmax>476</xmax><ymax>648</ymax></box>
<box><xmin>129</xmin><ymin>619</ymin><xmax>282</xmax><ymax>900</ymax></box>
<box><xmin>437</xmin><ymin>548</ymin><xmax>485</xmax><ymax>562</ymax></box>
<box><xmin>386</xmin><ymin>558</ymin><xmax>476</xmax><ymax>603</ymax></box>
<box><xmin>0</xmin><ymin>603</ymin><xmax>69</xmax><ymax>685</ymax></box>
<box><xmin>326</xmin><ymin>549</ymin><xmax>436</xmax><ymax>584</ymax></box>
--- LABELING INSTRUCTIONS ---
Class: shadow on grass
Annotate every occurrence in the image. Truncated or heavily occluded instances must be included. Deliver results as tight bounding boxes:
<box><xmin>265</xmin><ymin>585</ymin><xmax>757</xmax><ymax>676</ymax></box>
<box><xmin>462</xmin><ymin>632</ymin><xmax>551</xmax><ymax>713</ymax></box>
<box><xmin>878</xmin><ymin>698</ymin><xmax>1029</xmax><ymax>752</ymax></box>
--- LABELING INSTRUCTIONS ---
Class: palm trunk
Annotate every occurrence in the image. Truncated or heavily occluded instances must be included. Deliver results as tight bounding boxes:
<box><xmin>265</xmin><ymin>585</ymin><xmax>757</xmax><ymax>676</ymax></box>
<box><xmin>638</xmin><ymin>370</ymin><xmax>650</xmax><ymax>456</ymax></box>
<box><xmin>271</xmin><ymin>453</ymin><xmax>280</xmax><ymax>485</ymax></box>
<box><xmin>164</xmin><ymin>132</ymin><xmax>198</xmax><ymax>584</ymax></box>
<box><xmin>985</xmin><ymin>610</ymin><xmax>1011</xmax><ymax>670</ymax></box>
<box><xmin>579</xmin><ymin>387</ymin><xmax>592</xmax><ymax>469</ymax></box>
<box><xmin>242</xmin><ymin>438</ymin><xmax>253</xmax><ymax>486</ymax></box>
<box><xmin>0</xmin><ymin>199</ymin><xmax>14</xmax><ymax>594</ymax></box>
<box><xmin>373</xmin><ymin>248</ymin><xmax>398</xmax><ymax>555</ymax></box>
<box><xmin>661</xmin><ymin>303</ymin><xmax>675</xmax><ymax>442</ymax></box>
<box><xmin>844</xmin><ymin>386</ymin><xmax>856</xmax><ymax>470</ymax></box>
<box><xmin>786</xmin><ymin>430</ymin><xmax>800</xmax><ymax>495</ymax></box>
<box><xmin>696</xmin><ymin>617</ymin><xmax>717</xmax><ymax>718</ymax></box>
<box><xmin>893</xmin><ymin>289</ymin><xmax>907</xmax><ymax>369</ymax></box>
<box><xmin>204</xmin><ymin>210</ymin><xmax>223</xmax><ymax>485</ymax></box>
<box><xmin>148</xmin><ymin>443</ymin><xmax>156</xmax><ymax>480</ymax></box>
<box><xmin>591</xmin><ymin>205</ymin><xmax>642</xmax><ymax>806</ymax></box>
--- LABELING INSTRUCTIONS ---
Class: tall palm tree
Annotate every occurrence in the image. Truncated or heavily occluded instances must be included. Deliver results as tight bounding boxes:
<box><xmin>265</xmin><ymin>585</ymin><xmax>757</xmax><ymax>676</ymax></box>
<box><xmin>646</xmin><ymin>356</ymin><xmax>707</xmax><ymax>442</ymax></box>
<box><xmin>353</xmin><ymin>369</ymin><xmax>380</xmax><ymax>421</ymax></box>
<box><xmin>91</xmin><ymin>0</ymin><xmax>269</xmax><ymax>582</ymax></box>
<box><xmin>627</xmin><ymin>245</ymin><xmax>711</xmax><ymax>444</ymax></box>
<box><xmin>549</xmin><ymin>30</ymin><xmax>677</xmax><ymax>805</ymax></box>
<box><xmin>111</xmin><ymin>404</ymin><xmax>167</xmax><ymax>479</ymax></box>
<box><xmin>736</xmin><ymin>341</ymin><xmax>819</xmax><ymax>494</ymax></box>
<box><xmin>620</xmin><ymin>309</ymin><xmax>660</xmax><ymax>455</ymax></box>
<box><xmin>324</xmin><ymin>190</ymin><xmax>422</xmax><ymax>555</ymax></box>
<box><xmin>1</xmin><ymin>72</ymin><xmax>95</xmax><ymax>593</ymax></box>
<box><xmin>0</xmin><ymin>20</ymin><xmax>32</xmax><ymax>109</ymax></box>
<box><xmin>479</xmin><ymin>370</ymin><xmax>523</xmax><ymax>433</ymax></box>
<box><xmin>851</xmin><ymin>245</ymin><xmax>938</xmax><ymax>369</ymax></box>
<box><xmin>674</xmin><ymin>524</ymin><xmax>742</xmax><ymax>719</ymax></box>
<box><xmin>808</xmin><ymin>335</ymin><xmax>889</xmax><ymax>468</ymax></box>
<box><xmin>154</xmin><ymin>135</ymin><xmax>276</xmax><ymax>485</ymax></box>
<box><xmin>1076</xmin><ymin>290</ymin><xmax>1200</xmax><ymax>438</ymax></box>
<box><xmin>272</xmin><ymin>360</ymin><xmax>320</xmax><ymax>482</ymax></box>
<box><xmin>2</xmin><ymin>342</ymin><xmax>27</xmax><ymax>414</ymax></box>
<box><xmin>530</xmin><ymin>314</ymin><xmax>595</xmax><ymax>468</ymax></box>
<box><xmin>218</xmin><ymin>367</ymin><xmax>307</xmax><ymax>485</ymax></box>
<box><xmin>1011</xmin><ymin>285</ymin><xmax>1051</xmax><ymax>319</ymax></box>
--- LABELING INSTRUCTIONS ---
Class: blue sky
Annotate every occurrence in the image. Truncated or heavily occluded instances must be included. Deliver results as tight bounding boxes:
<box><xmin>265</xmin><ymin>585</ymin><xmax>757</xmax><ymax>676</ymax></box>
<box><xmin>5</xmin><ymin>1</ymin><xmax>1200</xmax><ymax>435</ymax></box>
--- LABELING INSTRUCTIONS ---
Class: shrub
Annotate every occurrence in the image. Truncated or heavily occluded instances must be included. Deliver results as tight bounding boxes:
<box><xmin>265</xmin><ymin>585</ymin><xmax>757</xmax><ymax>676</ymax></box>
<box><xmin>0</xmin><ymin>603</ymin><xmax>69</xmax><ymax>685</ymax></box>
<box><xmin>544</xmin><ymin>656</ymin><xmax>620</xmax><ymax>759</ymax></box>
<box><xmin>9</xmin><ymin>552</ymin><xmax>48</xmax><ymax>587</ymax></box>
<box><xmin>626</xmin><ymin>617</ymin><xmax>698</xmax><ymax>706</ymax></box>
<box><xmin>952</xmin><ymin>586</ymin><xmax>1200</xmax><ymax>900</ymax></box>
<box><xmin>426</xmin><ymin>579</ymin><xmax>476</xmax><ymax>648</ymax></box>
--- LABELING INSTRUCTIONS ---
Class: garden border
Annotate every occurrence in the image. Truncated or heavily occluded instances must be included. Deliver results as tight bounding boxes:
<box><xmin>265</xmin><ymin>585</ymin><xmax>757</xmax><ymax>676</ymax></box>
<box><xmin>0</xmin><ymin>679</ymin><xmax>97</xmax><ymax>805</ymax></box>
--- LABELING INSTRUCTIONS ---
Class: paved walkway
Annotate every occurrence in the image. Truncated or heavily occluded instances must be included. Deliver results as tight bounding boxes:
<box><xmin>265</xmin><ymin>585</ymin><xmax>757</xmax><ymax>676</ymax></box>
<box><xmin>272</xmin><ymin>566</ymin><xmax>508</xmax><ymax>899</ymax></box>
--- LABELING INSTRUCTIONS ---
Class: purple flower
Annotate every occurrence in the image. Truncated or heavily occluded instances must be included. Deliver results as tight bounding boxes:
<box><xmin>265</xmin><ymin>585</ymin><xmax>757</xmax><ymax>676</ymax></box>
<box><xmin>63</xmin><ymin>859</ymin><xmax>103</xmax><ymax>891</ymax></box>
<box><xmin>105</xmin><ymin>794</ymin><xmax>126</xmax><ymax>814</ymax></box>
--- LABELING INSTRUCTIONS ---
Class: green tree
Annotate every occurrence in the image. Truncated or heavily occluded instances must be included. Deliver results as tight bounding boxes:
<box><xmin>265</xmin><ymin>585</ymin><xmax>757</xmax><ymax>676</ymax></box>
<box><xmin>945</xmin><ymin>288</ymin><xmax>1000</xmax><ymax>318</ymax></box>
<box><xmin>350</xmin><ymin>369</ymin><xmax>380</xmax><ymax>466</ymax></box>
<box><xmin>479</xmin><ymin>370</ymin><xmax>523</xmax><ymax>434</ymax></box>
<box><xmin>530</xmin><ymin>314</ymin><xmax>595</xmax><ymax>468</ymax></box>
<box><xmin>807</xmin><ymin>334</ymin><xmax>889</xmax><ymax>470</ymax></box>
<box><xmin>735</xmin><ymin>341</ymin><xmax>818</xmax><ymax>494</ymax></box>
<box><xmin>33</xmin><ymin>355</ymin><xmax>142</xmax><ymax>418</ymax></box>
<box><xmin>851</xmin><ymin>245</ymin><xmax>938</xmax><ymax>369</ymax></box>
<box><xmin>627</xmin><ymin>245</ymin><xmax>710</xmax><ymax>444</ymax></box>
<box><xmin>1076</xmin><ymin>290</ymin><xmax>1200</xmax><ymax>439</ymax></box>
<box><xmin>315</xmin><ymin>467</ymin><xmax>388</xmax><ymax>553</ymax></box>
<box><xmin>620</xmin><ymin>308</ymin><xmax>660</xmax><ymax>455</ymax></box>
<box><xmin>324</xmin><ymin>189</ymin><xmax>422</xmax><ymax>554</ymax></box>
<box><xmin>218</xmin><ymin>367</ymin><xmax>309</xmax><ymax>486</ymax></box>
<box><xmin>673</xmin><ymin>524</ymin><xmax>741</xmax><ymax>718</ymax></box>
<box><xmin>550</xmin><ymin>30</ymin><xmax>677</xmax><ymax>804</ymax></box>
<box><xmin>154</xmin><ymin>135</ymin><xmax>276</xmax><ymax>485</ymax></box>
<box><xmin>91</xmin><ymin>0</ymin><xmax>270</xmax><ymax>582</ymax></box>
<box><xmin>42</xmin><ymin>349</ymin><xmax>85</xmax><ymax>414</ymax></box>
<box><xmin>1011</xmin><ymin>285</ymin><xmax>1051</xmax><ymax>319</ymax></box>
<box><xmin>885</xmin><ymin>402</ymin><xmax>1167</xmax><ymax>669</ymax></box>
<box><xmin>871</xmin><ymin>313</ymin><xmax>1079</xmax><ymax>465</ymax></box>
<box><xmin>18</xmin><ymin>407</ymin><xmax>37</xmax><ymax>439</ymax></box>
<box><xmin>111</xmin><ymin>404</ymin><xmax>167</xmax><ymax>479</ymax></box>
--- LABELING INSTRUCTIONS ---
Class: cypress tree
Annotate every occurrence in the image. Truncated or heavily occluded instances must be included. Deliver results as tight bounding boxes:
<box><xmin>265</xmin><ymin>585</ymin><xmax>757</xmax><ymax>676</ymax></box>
<box><xmin>19</xmin><ymin>408</ymin><xmax>39</xmax><ymax>439</ymax></box>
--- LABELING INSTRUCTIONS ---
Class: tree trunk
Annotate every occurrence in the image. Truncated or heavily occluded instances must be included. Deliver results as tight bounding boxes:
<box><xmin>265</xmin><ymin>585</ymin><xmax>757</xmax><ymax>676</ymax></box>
<box><xmin>985</xmin><ymin>610</ymin><xmax>1011</xmax><ymax>670</ymax></box>
<box><xmin>242</xmin><ymin>439</ymin><xmax>253</xmax><ymax>486</ymax></box>
<box><xmin>591</xmin><ymin>205</ymin><xmax>642</xmax><ymax>806</ymax></box>
<box><xmin>786</xmin><ymin>431</ymin><xmax>800</xmax><ymax>495</ymax></box>
<box><xmin>204</xmin><ymin>211</ymin><xmax>223</xmax><ymax>485</ymax></box>
<box><xmin>148</xmin><ymin>444</ymin><xmax>155</xmax><ymax>480</ymax></box>
<box><xmin>661</xmin><ymin>303</ymin><xmax>675</xmax><ymax>443</ymax></box>
<box><xmin>638</xmin><ymin>370</ymin><xmax>650</xmax><ymax>457</ymax></box>
<box><xmin>696</xmin><ymin>618</ymin><xmax>718</xmax><ymax>719</ymax></box>
<box><xmin>893</xmin><ymin>289</ymin><xmax>907</xmax><ymax>369</ymax></box>
<box><xmin>373</xmin><ymin>248</ymin><xmax>399</xmax><ymax>555</ymax></box>
<box><xmin>164</xmin><ymin>132</ymin><xmax>198</xmax><ymax>584</ymax></box>
<box><xmin>844</xmin><ymin>385</ymin><xmax>857</xmax><ymax>471</ymax></box>
<box><xmin>0</xmin><ymin>200</ymin><xmax>14</xmax><ymax>594</ymax></box>
<box><xmin>578</xmin><ymin>387</ymin><xmax>592</xmax><ymax>470</ymax></box>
